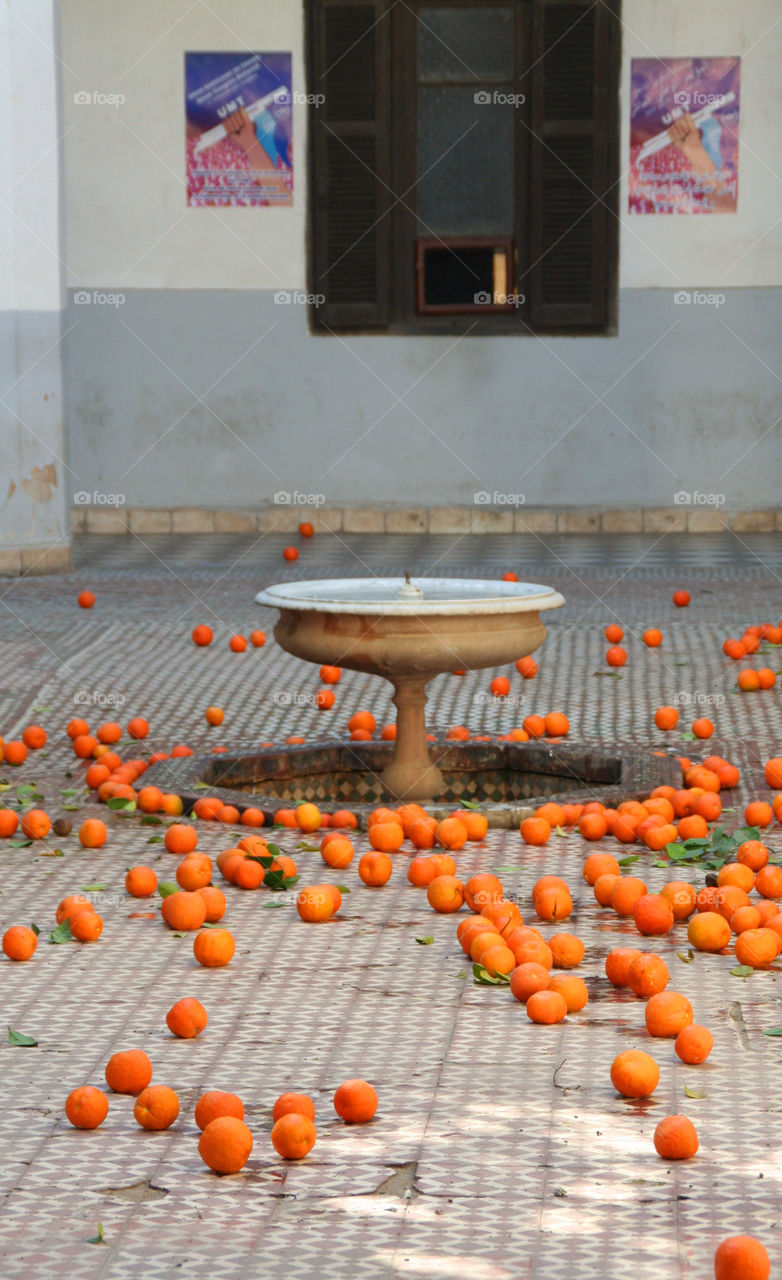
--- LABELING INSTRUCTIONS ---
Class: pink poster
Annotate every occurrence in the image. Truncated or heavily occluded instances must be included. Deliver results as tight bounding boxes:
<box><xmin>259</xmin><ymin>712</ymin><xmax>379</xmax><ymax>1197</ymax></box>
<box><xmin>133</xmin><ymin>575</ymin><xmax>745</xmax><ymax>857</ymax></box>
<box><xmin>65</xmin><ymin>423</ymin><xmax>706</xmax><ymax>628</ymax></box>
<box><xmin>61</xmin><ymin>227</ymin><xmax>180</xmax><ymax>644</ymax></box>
<box><xmin>629</xmin><ymin>57</ymin><xmax>740</xmax><ymax>214</ymax></box>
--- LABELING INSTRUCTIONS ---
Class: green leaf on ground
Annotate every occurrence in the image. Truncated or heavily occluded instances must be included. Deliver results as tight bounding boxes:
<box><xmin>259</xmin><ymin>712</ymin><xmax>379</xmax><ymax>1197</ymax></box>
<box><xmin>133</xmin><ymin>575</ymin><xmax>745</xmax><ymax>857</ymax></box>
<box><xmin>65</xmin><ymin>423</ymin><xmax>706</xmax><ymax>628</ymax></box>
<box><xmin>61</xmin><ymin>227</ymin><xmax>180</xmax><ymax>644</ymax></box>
<box><xmin>107</xmin><ymin>797</ymin><xmax>136</xmax><ymax>812</ymax></box>
<box><xmin>261</xmin><ymin>900</ymin><xmax>286</xmax><ymax>909</ymax></box>
<box><xmin>140</xmin><ymin>815</ymin><xmax>163</xmax><ymax>826</ymax></box>
<box><xmin>30</xmin><ymin>923</ymin><xmax>40</xmax><ymax>936</ymax></box>
<box><xmin>336</xmin><ymin>885</ymin><xmax>351</xmax><ymax>893</ymax></box>
<box><xmin>680</xmin><ymin>732</ymin><xmax>696</xmax><ymax>741</ymax></box>
<box><xmin>684</xmin><ymin>1085</ymin><xmax>705</xmax><ymax>1099</ymax></box>
<box><xmin>554</xmin><ymin>825</ymin><xmax>569</xmax><ymax>837</ymax></box>
<box><xmin>472</xmin><ymin>962</ymin><xmax>511</xmax><ymax>986</ymax></box>
<box><xmin>730</xmin><ymin>965</ymin><xmax>754</xmax><ymax>978</ymax></box>
<box><xmin>458</xmin><ymin>798</ymin><xmax>481</xmax><ymax>810</ymax></box>
<box><xmin>86</xmin><ymin>1223</ymin><xmax>105</xmax><ymax>1245</ymax></box>
<box><xmin>677</xmin><ymin>950</ymin><xmax>695</xmax><ymax>964</ymax></box>
<box><xmin>146</xmin><ymin>835</ymin><xmax>164</xmax><ymax>844</ymax></box>
<box><xmin>617</xmin><ymin>855</ymin><xmax>638</xmax><ymax>866</ymax></box>
<box><xmin>296</xmin><ymin>841</ymin><xmax>319</xmax><ymax>851</ymax></box>
<box><xmin>415</xmin><ymin>936</ymin><xmax>434</xmax><ymax>946</ymax></box>
<box><xmin>9</xmin><ymin>839</ymin><xmax>32</xmax><ymax>848</ymax></box>
<box><xmin>157</xmin><ymin>882</ymin><xmax>178</xmax><ymax>898</ymax></box>
<box><xmin>455</xmin><ymin>969</ymin><xmax>467</xmax><ymax>979</ymax></box>
<box><xmin>60</xmin><ymin>789</ymin><xmax>79</xmax><ymax>797</ymax></box>
<box><xmin>8</xmin><ymin>1026</ymin><xmax>38</xmax><ymax>1047</ymax></box>
<box><xmin>61</xmin><ymin>804</ymin><xmax>80</xmax><ymax>812</ymax></box>
<box><xmin>761</xmin><ymin>1027</ymin><xmax>782</xmax><ymax>1037</ymax></box>
<box><xmin>49</xmin><ymin>919</ymin><xmax>73</xmax><ymax>944</ymax></box>
<box><xmin>80</xmin><ymin>884</ymin><xmax>106</xmax><ymax>893</ymax></box>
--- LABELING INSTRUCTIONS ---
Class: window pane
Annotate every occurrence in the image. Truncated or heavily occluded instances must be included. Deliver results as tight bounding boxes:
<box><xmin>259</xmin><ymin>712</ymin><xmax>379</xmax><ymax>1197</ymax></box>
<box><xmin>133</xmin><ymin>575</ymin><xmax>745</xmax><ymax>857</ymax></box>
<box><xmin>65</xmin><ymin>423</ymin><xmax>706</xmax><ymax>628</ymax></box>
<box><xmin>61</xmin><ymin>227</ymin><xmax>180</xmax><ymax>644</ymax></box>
<box><xmin>418</xmin><ymin>7</ymin><xmax>514</xmax><ymax>82</ymax></box>
<box><xmin>417</xmin><ymin>86</ymin><xmax>514</xmax><ymax>235</ymax></box>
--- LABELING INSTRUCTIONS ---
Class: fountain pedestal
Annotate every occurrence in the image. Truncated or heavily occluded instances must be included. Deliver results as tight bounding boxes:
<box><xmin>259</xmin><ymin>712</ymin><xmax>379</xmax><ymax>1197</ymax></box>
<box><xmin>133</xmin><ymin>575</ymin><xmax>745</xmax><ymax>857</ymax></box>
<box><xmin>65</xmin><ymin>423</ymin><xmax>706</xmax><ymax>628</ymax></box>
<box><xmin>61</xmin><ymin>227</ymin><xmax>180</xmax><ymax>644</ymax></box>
<box><xmin>383</xmin><ymin>675</ymin><xmax>443</xmax><ymax>801</ymax></box>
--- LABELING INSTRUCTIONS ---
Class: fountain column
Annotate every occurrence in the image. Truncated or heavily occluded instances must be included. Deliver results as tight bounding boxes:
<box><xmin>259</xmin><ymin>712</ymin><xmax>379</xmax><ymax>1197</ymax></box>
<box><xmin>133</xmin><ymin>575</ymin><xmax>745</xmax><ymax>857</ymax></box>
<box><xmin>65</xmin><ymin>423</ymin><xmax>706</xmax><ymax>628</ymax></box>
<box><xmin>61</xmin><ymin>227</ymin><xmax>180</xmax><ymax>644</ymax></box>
<box><xmin>380</xmin><ymin>675</ymin><xmax>444</xmax><ymax>802</ymax></box>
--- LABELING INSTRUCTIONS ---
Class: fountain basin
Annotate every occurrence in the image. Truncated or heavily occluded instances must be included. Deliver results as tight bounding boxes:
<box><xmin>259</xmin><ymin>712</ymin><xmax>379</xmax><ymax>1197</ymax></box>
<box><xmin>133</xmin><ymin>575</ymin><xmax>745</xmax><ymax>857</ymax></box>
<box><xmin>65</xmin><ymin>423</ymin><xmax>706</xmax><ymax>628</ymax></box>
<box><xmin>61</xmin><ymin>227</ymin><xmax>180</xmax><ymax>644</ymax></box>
<box><xmin>146</xmin><ymin>740</ymin><xmax>680</xmax><ymax>830</ymax></box>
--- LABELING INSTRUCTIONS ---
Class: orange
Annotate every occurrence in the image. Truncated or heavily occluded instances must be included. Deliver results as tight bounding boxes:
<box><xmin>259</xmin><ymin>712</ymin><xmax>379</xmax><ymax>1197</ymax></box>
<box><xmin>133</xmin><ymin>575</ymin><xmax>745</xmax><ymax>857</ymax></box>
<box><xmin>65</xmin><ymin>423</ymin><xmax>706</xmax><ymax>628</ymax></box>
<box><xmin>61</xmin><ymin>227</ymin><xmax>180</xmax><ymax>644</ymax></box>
<box><xmin>273</xmin><ymin>1092</ymin><xmax>316</xmax><ymax>1123</ymax></box>
<box><xmin>427</xmin><ymin>875</ymin><xmax>464</xmax><ymax>913</ymax></box>
<box><xmin>176</xmin><ymin>854</ymin><xmax>213</xmax><ymax>891</ymax></box>
<box><xmin>611</xmin><ymin>877</ymin><xmax>648</xmax><ymax>917</ymax></box>
<box><xmin>3</xmin><ymin>740</ymin><xmax>28</xmax><ymax>766</ymax></box>
<box><xmin>333</xmin><ymin>1078</ymin><xmax>378</xmax><ymax>1123</ymax></box>
<box><xmin>369</xmin><ymin>822</ymin><xmax>404</xmax><ymax>853</ymax></box>
<box><xmin>407</xmin><ymin>856</ymin><xmax>439</xmax><ymax>888</ymax></box>
<box><xmin>654</xmin><ymin>706</ymin><xmax>679</xmax><ymax>731</ymax></box>
<box><xmin>660</xmin><ymin>881</ymin><xmax>696</xmax><ymax>920</ymax></box>
<box><xmin>429</xmin><ymin>853</ymin><xmax>456</xmax><ymax>878</ymax></box>
<box><xmin>490</xmin><ymin>676</ymin><xmax>510</xmax><ymax>697</ymax></box>
<box><xmin>535</xmin><ymin>802</ymin><xmax>566</xmax><ymax>828</ymax></box>
<box><xmin>627</xmin><ymin>953</ymin><xmax>669</xmax><ymax>998</ymax></box>
<box><xmin>77</xmin><ymin>589</ymin><xmax>95</xmax><ymax>608</ymax></box>
<box><xmin>522</xmin><ymin>714</ymin><xmax>546</xmax><ymax>738</ymax></box>
<box><xmin>534</xmin><ymin>885</ymin><xmax>572</xmax><ymax>923</ymax></box>
<box><xmin>127</xmin><ymin>717</ymin><xmax>149</xmax><ymax>739</ymax></box>
<box><xmin>282</xmin><ymin>546</ymin><xmax>298</xmax><ymax>562</ymax></box>
<box><xmin>71</xmin><ymin>734</ymin><xmax>97</xmax><ymax>759</ymax></box>
<box><xmin>755</xmin><ymin>865</ymin><xmax>782</xmax><ymax>899</ymax></box>
<box><xmin>480</xmin><ymin>943</ymin><xmax>516</xmax><ymax>977</ymax></box>
<box><xmin>737</xmin><ymin>840</ymin><xmax>769</xmax><ymax>871</ymax></box>
<box><xmin>480</xmin><ymin>901</ymin><xmax>523</xmax><ymax>936</ymax></box>
<box><xmin>506</xmin><ymin>928</ymin><xmax>553</xmax><ymax>969</ymax></box>
<box><xmin>464</xmin><ymin>873</ymin><xmax>504</xmax><ymax>913</ymax></box>
<box><xmin>436</xmin><ymin>816</ymin><xmax>468</xmax><ymax>850</ymax></box>
<box><xmin>544</xmin><ymin>712</ymin><xmax>570</xmax><ymax>737</ymax></box>
<box><xmin>745</xmin><ymin>801</ymin><xmax>773</xmax><ymax>829</ymax></box>
<box><xmin>2</xmin><ymin>925</ymin><xmax>38</xmax><ymax>961</ymax></box>
<box><xmin>717</xmin><ymin>862</ymin><xmax>755</xmax><ymax>892</ymax></box>
<box><xmin>516</xmin><ymin>656</ymin><xmax>537</xmax><ymax>678</ymax></box>
<box><xmin>606</xmin><ymin>646</ymin><xmax>627</xmax><ymax>667</ymax></box>
<box><xmin>316</xmin><ymin>688</ymin><xmax>335</xmax><ymax>710</ymax></box>
<box><xmin>205</xmin><ymin>705</ymin><xmax>224</xmax><ymax>726</ymax></box>
<box><xmin>271</xmin><ymin>1113</ymin><xmax>317</xmax><ymax>1159</ymax></box>
<box><xmin>234</xmin><ymin>859</ymin><xmax>265</xmax><ymax>890</ymax></box>
<box><xmin>105</xmin><ymin>1049</ymin><xmax>152</xmax><ymax>1095</ymax></box>
<box><xmin>166</xmin><ymin>997</ymin><xmax>207</xmax><ymax>1039</ymax></box>
<box><xmin>71</xmin><ymin>911</ymin><xmax>103</xmax><ymax>942</ymax></box>
<box><xmin>195</xmin><ymin>1091</ymin><xmax>244</xmax><ymax>1131</ymax></box>
<box><xmin>687</xmin><ymin>911</ymin><xmax>731</xmax><ymax>952</ymax></box>
<box><xmin>605</xmin><ymin>947</ymin><xmax>642</xmax><ymax>987</ymax></box>
<box><xmin>713</xmin><ymin>885</ymin><xmax>751</xmax><ymax>922</ymax></box>
<box><xmin>321</xmin><ymin>836</ymin><xmax>354</xmax><ymax>869</ymax></box>
<box><xmin>229</xmin><ymin>634</ymin><xmax>247</xmax><ymax>652</ymax></box>
<box><xmin>22</xmin><ymin>725</ymin><xmax>46</xmax><ymax>750</ymax></box>
<box><xmin>331</xmin><ymin>809</ymin><xmax>358</xmax><ymax>830</ymax></box>
<box><xmin>56</xmin><ymin>894</ymin><xmax>95</xmax><ymax>924</ymax></box>
<box><xmin>20</xmin><ymin>808</ymin><xmax>50</xmax><ymax>840</ymax></box>
<box><xmin>164</xmin><ymin>824</ymin><xmax>198</xmax><ymax>855</ymax></box>
<box><xmin>610</xmin><ymin>1049</ymin><xmax>659</xmax><ymax>1098</ymax></box>
<box><xmin>691</xmin><ymin>718</ymin><xmax>713</xmax><ymax>739</ymax></box>
<box><xmin>731</xmin><ymin>906</ymin><xmax>763</xmax><ymax>934</ymax></box>
<box><xmin>714</xmin><ymin>1237</ymin><xmax>769</xmax><ymax>1280</ymax></box>
<box><xmin>633</xmin><ymin>893</ymin><xmax>674</xmax><ymax>936</ymax></box>
<box><xmin>296</xmin><ymin>885</ymin><xmax>335</xmax><ymax>923</ymax></box>
<box><xmin>582</xmin><ymin>852</ymin><xmax>621</xmax><ymax>885</ymax></box>
<box><xmin>734</xmin><ymin>928</ymin><xmax>779</xmax><ymax>968</ymax></box>
<box><xmin>358</xmin><ymin>851</ymin><xmax>393</xmax><ymax>887</ymax></box>
<box><xmin>593</xmin><ymin>873</ymin><xmax>620</xmax><ymax>906</ymax></box>
<box><xmin>161</xmin><ymin>891</ymin><xmax>207</xmax><ymax>931</ymax></box>
<box><xmin>348</xmin><ymin>711</ymin><xmax>376</xmax><ymax>735</ymax></box>
<box><xmin>295</xmin><ymin>803</ymin><xmax>321</xmax><ymax>833</ymax></box>
<box><xmin>653</xmin><ymin>1114</ymin><xmax>698</xmax><ymax>1160</ymax></box>
<box><xmin>96</xmin><ymin>721</ymin><xmax>122</xmax><ymax>744</ymax></box>
<box><xmin>65</xmin><ymin>1085</ymin><xmax>109</xmax><ymax>1129</ymax></box>
<box><xmin>604</xmin><ymin>623</ymin><xmax>623</xmax><ymax>643</ymax></box>
<box><xmin>675</xmin><ymin>1024</ymin><xmax>714</xmax><ymax>1064</ymax></box>
<box><xmin>198</xmin><ymin>1116</ymin><xmax>253</xmax><ymax>1173</ymax></box>
<box><xmin>677</xmin><ymin>814</ymin><xmax>709</xmax><ymax>841</ymax></box>
<box><xmin>197</xmin><ymin>886</ymin><xmax>226</xmax><ymax>923</ymax></box>
<box><xmin>193</xmin><ymin>929</ymin><xmax>235</xmax><ymax>967</ymax></box>
<box><xmin>526</xmin><ymin>990</ymin><xmax>567</xmax><ymax>1024</ymax></box>
<box><xmin>642</xmin><ymin>628</ymin><xmax>662</xmax><ymax>647</ymax></box>
<box><xmin>672</xmin><ymin>589</ymin><xmax>690</xmax><ymax>606</ymax></box>
<box><xmin>452</xmin><ymin>810</ymin><xmax>488</xmax><ymax>842</ymax></box>
<box><xmin>0</xmin><ymin>809</ymin><xmax>19</xmax><ymax>837</ymax></box>
<box><xmin>548</xmin><ymin>933</ymin><xmax>584</xmax><ymax>968</ymax></box>
<box><xmin>520</xmin><ymin>816</ymin><xmax>551</xmax><ymax>846</ymax></box>
<box><xmin>78</xmin><ymin>818</ymin><xmax>107</xmax><ymax>849</ymax></box>
<box><xmin>134</xmin><ymin>1085</ymin><xmax>180</xmax><ymax>1131</ymax></box>
<box><xmin>579</xmin><ymin>812</ymin><xmax>609</xmax><ymax>841</ymax></box>
<box><xmin>510</xmin><ymin>962</ymin><xmax>551</xmax><ymax>1004</ymax></box>
<box><xmin>764</xmin><ymin>757</ymin><xmax>782</xmax><ymax>789</ymax></box>
<box><xmin>547</xmin><ymin>974</ymin><xmax>588</xmax><ymax>1012</ymax></box>
<box><xmin>645</xmin><ymin>990</ymin><xmax>693</xmax><ymax>1037</ymax></box>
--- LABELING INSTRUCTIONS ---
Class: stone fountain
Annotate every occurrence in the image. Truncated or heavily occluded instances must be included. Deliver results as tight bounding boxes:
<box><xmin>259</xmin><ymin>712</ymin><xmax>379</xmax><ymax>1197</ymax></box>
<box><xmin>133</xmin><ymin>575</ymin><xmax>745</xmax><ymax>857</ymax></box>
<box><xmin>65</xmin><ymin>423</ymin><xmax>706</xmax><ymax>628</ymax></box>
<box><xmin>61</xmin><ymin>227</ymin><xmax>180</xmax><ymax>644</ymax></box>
<box><xmin>254</xmin><ymin>575</ymin><xmax>565</xmax><ymax>802</ymax></box>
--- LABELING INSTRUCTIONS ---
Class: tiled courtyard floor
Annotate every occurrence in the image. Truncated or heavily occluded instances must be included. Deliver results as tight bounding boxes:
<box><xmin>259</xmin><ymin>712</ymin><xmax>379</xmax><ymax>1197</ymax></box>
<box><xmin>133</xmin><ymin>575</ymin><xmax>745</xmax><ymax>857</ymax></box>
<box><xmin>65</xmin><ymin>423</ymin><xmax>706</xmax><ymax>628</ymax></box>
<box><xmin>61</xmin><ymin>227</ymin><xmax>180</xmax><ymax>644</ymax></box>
<box><xmin>1</xmin><ymin>532</ymin><xmax>781</xmax><ymax>1280</ymax></box>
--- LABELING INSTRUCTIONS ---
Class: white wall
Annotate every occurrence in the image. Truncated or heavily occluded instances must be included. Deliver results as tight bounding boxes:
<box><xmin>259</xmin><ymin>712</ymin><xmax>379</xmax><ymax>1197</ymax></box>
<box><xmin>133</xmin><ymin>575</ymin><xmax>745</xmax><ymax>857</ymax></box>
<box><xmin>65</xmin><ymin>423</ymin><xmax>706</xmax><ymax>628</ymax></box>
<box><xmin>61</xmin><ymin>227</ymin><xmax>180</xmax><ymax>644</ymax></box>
<box><xmin>59</xmin><ymin>0</ymin><xmax>304</xmax><ymax>291</ymax></box>
<box><xmin>59</xmin><ymin>0</ymin><xmax>782</xmax><ymax>291</ymax></box>
<box><xmin>0</xmin><ymin>0</ymin><xmax>69</xmax><ymax>559</ymax></box>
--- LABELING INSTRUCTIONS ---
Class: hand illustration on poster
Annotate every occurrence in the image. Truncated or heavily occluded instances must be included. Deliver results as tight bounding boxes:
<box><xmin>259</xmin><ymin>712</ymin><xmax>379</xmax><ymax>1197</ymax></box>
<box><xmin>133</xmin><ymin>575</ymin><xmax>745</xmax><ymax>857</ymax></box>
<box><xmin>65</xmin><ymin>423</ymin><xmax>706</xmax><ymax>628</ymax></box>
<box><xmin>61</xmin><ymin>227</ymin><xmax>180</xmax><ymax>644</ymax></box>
<box><xmin>629</xmin><ymin>58</ymin><xmax>740</xmax><ymax>214</ymax></box>
<box><xmin>186</xmin><ymin>52</ymin><xmax>293</xmax><ymax>207</ymax></box>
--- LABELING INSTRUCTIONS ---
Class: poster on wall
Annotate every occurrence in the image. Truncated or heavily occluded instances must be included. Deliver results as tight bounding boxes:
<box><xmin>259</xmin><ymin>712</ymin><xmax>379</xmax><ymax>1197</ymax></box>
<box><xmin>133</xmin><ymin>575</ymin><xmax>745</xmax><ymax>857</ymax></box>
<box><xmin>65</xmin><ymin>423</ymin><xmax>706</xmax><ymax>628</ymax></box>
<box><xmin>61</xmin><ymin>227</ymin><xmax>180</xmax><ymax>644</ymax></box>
<box><xmin>629</xmin><ymin>57</ymin><xmax>740</xmax><ymax>214</ymax></box>
<box><xmin>185</xmin><ymin>52</ymin><xmax>293</xmax><ymax>207</ymax></box>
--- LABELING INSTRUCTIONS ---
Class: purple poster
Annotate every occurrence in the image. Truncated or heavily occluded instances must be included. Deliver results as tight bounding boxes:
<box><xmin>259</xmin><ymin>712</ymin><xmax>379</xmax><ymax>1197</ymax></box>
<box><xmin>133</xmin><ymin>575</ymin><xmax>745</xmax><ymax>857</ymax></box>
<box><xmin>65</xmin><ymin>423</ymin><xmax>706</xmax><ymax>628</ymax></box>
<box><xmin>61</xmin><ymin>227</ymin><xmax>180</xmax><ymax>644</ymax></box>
<box><xmin>185</xmin><ymin>52</ymin><xmax>293</xmax><ymax>207</ymax></box>
<box><xmin>629</xmin><ymin>57</ymin><xmax>740</xmax><ymax>214</ymax></box>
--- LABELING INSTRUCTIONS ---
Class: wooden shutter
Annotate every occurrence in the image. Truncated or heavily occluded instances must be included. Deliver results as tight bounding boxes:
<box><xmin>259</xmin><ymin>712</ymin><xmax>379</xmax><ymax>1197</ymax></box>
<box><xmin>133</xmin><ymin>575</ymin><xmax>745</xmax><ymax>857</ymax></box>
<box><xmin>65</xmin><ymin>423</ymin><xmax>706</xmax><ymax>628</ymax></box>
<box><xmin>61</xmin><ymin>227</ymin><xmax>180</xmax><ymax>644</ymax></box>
<box><xmin>309</xmin><ymin>0</ymin><xmax>391</xmax><ymax>330</ymax></box>
<box><xmin>528</xmin><ymin>0</ymin><xmax>618</xmax><ymax>330</ymax></box>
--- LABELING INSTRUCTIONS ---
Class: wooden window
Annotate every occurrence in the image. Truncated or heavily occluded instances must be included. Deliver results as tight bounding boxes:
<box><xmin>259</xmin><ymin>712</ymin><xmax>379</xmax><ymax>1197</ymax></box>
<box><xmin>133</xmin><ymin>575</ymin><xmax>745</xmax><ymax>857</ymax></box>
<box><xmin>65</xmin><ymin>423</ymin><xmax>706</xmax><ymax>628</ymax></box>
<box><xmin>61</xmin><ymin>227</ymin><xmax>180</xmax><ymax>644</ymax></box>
<box><xmin>308</xmin><ymin>0</ymin><xmax>620</xmax><ymax>334</ymax></box>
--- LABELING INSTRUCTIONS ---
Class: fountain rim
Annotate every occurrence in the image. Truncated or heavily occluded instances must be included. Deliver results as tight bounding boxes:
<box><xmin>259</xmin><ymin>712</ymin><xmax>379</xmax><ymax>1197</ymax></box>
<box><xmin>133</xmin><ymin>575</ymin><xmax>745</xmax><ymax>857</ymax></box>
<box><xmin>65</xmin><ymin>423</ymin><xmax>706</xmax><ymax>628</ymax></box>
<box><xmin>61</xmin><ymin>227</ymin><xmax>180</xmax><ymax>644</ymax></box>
<box><xmin>255</xmin><ymin>576</ymin><xmax>565</xmax><ymax>617</ymax></box>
